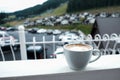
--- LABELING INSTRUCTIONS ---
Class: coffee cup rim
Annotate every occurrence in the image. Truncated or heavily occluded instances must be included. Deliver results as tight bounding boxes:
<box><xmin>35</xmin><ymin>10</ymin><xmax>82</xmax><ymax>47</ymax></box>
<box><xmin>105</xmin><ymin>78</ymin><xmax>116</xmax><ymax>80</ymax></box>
<box><xmin>63</xmin><ymin>43</ymin><xmax>93</xmax><ymax>52</ymax></box>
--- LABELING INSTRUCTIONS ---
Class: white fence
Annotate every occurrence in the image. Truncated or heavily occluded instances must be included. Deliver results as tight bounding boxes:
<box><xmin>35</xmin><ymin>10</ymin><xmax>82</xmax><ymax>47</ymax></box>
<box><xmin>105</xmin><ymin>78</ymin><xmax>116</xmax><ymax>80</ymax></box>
<box><xmin>0</xmin><ymin>25</ymin><xmax>120</xmax><ymax>61</ymax></box>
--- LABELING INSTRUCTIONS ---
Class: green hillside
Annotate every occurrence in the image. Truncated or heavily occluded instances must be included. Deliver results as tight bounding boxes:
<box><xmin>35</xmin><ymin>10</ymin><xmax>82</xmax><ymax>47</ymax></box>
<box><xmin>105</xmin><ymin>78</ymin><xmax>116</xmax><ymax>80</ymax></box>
<box><xmin>41</xmin><ymin>3</ymin><xmax>68</xmax><ymax>17</ymax></box>
<box><xmin>6</xmin><ymin>3</ymin><xmax>120</xmax><ymax>26</ymax></box>
<box><xmin>6</xmin><ymin>3</ymin><xmax>68</xmax><ymax>26</ymax></box>
<box><xmin>5</xmin><ymin>2</ymin><xmax>120</xmax><ymax>35</ymax></box>
<box><xmin>13</xmin><ymin>0</ymin><xmax>68</xmax><ymax>18</ymax></box>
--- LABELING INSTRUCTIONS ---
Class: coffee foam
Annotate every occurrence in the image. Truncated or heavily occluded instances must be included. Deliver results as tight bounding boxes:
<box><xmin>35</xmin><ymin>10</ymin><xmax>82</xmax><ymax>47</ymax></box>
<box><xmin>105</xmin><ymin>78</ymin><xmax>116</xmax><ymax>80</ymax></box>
<box><xmin>65</xmin><ymin>44</ymin><xmax>92</xmax><ymax>51</ymax></box>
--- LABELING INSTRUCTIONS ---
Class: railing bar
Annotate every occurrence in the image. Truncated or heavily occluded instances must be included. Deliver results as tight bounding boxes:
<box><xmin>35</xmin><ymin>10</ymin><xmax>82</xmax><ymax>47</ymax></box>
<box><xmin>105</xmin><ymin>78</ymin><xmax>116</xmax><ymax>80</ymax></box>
<box><xmin>18</xmin><ymin>25</ymin><xmax>27</xmax><ymax>60</ymax></box>
<box><xmin>33</xmin><ymin>37</ymin><xmax>37</xmax><ymax>59</ymax></box>
<box><xmin>97</xmin><ymin>41</ymin><xmax>101</xmax><ymax>49</ymax></box>
<box><xmin>43</xmin><ymin>36</ymin><xmax>46</xmax><ymax>59</ymax></box>
<box><xmin>112</xmin><ymin>41</ymin><xmax>117</xmax><ymax>54</ymax></box>
<box><xmin>24</xmin><ymin>39</ymin><xmax>119</xmax><ymax>44</ymax></box>
<box><xmin>0</xmin><ymin>46</ymin><xmax>5</xmax><ymax>61</ymax></box>
<box><xmin>7</xmin><ymin>34</ymin><xmax>119</xmax><ymax>44</ymax></box>
<box><xmin>52</xmin><ymin>35</ymin><xmax>55</xmax><ymax>55</ymax></box>
<box><xmin>104</xmin><ymin>41</ymin><xmax>110</xmax><ymax>55</ymax></box>
<box><xmin>33</xmin><ymin>44</ymin><xmax>37</xmax><ymax>59</ymax></box>
<box><xmin>10</xmin><ymin>45</ymin><xmax>16</xmax><ymax>60</ymax></box>
<box><xmin>117</xmin><ymin>48</ymin><xmax>120</xmax><ymax>54</ymax></box>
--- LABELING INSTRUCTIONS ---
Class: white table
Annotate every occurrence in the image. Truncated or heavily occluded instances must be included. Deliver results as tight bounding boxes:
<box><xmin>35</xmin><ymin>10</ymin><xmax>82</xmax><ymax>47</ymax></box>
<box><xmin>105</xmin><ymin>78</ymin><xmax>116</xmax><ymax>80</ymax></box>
<box><xmin>0</xmin><ymin>55</ymin><xmax>120</xmax><ymax>78</ymax></box>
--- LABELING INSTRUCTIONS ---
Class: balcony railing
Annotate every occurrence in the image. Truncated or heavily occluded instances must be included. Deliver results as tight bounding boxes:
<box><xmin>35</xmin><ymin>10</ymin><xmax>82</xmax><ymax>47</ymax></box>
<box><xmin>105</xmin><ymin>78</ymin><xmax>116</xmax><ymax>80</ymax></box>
<box><xmin>0</xmin><ymin>25</ymin><xmax>120</xmax><ymax>61</ymax></box>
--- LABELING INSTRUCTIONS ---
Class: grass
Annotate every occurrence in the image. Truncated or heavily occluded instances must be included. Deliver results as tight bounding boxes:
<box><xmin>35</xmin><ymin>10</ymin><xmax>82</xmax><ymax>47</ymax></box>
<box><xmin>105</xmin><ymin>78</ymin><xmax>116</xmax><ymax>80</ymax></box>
<box><xmin>40</xmin><ymin>3</ymin><xmax>68</xmax><ymax>17</ymax></box>
<box><xmin>79</xmin><ymin>6</ymin><xmax>120</xmax><ymax>14</ymax></box>
<box><xmin>5</xmin><ymin>20</ymin><xmax>24</xmax><ymax>27</ymax></box>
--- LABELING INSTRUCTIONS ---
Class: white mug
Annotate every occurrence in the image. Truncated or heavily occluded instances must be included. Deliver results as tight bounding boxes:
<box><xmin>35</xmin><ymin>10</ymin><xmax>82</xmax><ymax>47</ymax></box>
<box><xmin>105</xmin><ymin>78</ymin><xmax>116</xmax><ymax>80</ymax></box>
<box><xmin>63</xmin><ymin>43</ymin><xmax>101</xmax><ymax>70</ymax></box>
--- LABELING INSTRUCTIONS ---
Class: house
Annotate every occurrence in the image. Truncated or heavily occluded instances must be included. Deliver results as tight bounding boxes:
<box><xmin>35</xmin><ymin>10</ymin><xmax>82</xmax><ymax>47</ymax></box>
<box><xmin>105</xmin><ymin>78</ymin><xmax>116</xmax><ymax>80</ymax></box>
<box><xmin>91</xmin><ymin>17</ymin><xmax>120</xmax><ymax>54</ymax></box>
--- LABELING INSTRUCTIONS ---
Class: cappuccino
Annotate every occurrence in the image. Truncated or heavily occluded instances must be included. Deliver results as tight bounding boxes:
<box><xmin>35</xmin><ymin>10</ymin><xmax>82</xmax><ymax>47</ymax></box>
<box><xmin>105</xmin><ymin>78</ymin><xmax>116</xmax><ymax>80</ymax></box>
<box><xmin>65</xmin><ymin>44</ymin><xmax>92</xmax><ymax>51</ymax></box>
<box><xmin>63</xmin><ymin>43</ymin><xmax>101</xmax><ymax>70</ymax></box>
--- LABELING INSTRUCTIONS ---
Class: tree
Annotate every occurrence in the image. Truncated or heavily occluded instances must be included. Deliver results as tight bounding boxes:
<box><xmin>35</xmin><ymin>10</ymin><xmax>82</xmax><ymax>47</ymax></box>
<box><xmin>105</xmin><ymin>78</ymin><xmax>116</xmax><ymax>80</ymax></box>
<box><xmin>0</xmin><ymin>12</ymin><xmax>8</xmax><ymax>24</ymax></box>
<box><xmin>67</xmin><ymin>0</ymin><xmax>120</xmax><ymax>13</ymax></box>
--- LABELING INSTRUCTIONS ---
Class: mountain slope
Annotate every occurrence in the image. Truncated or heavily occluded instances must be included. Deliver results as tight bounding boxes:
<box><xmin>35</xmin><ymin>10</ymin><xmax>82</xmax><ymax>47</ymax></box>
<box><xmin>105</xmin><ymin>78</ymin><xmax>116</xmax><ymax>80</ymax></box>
<box><xmin>6</xmin><ymin>2</ymin><xmax>68</xmax><ymax>26</ymax></box>
<box><xmin>13</xmin><ymin>0</ymin><xmax>68</xmax><ymax>18</ymax></box>
<box><xmin>40</xmin><ymin>3</ymin><xmax>68</xmax><ymax>17</ymax></box>
<box><xmin>6</xmin><ymin>4</ymin><xmax>120</xmax><ymax>27</ymax></box>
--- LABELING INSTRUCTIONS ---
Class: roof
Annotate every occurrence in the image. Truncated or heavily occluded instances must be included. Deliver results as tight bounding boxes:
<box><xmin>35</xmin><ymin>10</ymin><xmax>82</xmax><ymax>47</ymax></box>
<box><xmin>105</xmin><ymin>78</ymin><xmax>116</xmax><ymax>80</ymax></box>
<box><xmin>94</xmin><ymin>17</ymin><xmax>120</xmax><ymax>35</ymax></box>
<box><xmin>91</xmin><ymin>17</ymin><xmax>120</xmax><ymax>50</ymax></box>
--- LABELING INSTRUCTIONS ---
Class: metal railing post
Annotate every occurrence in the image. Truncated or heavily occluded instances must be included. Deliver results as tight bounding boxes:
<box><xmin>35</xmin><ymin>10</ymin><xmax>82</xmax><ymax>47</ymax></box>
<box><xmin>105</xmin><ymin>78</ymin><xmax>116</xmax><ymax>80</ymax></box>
<box><xmin>43</xmin><ymin>36</ymin><xmax>46</xmax><ymax>59</ymax></box>
<box><xmin>18</xmin><ymin>25</ymin><xmax>27</xmax><ymax>60</ymax></box>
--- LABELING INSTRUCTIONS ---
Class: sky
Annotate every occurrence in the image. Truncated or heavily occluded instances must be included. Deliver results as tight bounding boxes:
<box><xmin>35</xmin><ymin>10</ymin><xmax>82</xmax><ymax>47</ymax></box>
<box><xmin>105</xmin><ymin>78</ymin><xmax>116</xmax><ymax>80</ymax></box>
<box><xmin>0</xmin><ymin>0</ymin><xmax>47</xmax><ymax>13</ymax></box>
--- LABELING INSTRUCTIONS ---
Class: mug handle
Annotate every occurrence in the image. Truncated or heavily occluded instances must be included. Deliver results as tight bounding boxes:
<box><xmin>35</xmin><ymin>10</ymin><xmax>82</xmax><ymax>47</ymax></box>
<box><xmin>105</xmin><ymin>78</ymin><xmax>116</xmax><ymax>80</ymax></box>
<box><xmin>89</xmin><ymin>49</ymin><xmax>101</xmax><ymax>63</ymax></box>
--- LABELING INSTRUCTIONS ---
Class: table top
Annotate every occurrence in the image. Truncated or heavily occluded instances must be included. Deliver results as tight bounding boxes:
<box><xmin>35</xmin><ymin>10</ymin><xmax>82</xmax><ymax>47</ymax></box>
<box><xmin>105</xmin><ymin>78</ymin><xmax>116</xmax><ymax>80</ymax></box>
<box><xmin>0</xmin><ymin>55</ymin><xmax>120</xmax><ymax>78</ymax></box>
